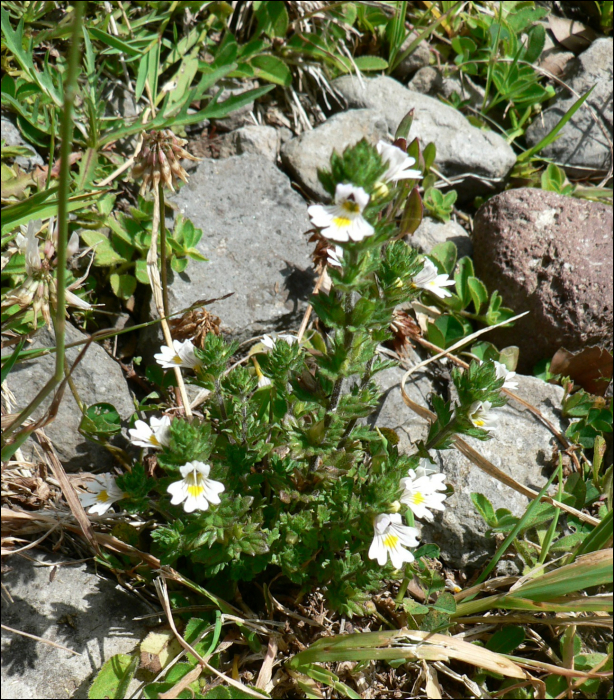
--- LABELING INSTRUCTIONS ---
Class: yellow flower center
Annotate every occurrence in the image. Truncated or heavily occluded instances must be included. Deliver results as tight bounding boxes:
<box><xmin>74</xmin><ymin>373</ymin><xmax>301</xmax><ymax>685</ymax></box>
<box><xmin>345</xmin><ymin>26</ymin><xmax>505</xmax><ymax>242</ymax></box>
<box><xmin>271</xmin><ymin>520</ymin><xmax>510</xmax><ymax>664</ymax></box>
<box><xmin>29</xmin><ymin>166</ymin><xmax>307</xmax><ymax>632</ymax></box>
<box><xmin>383</xmin><ymin>533</ymin><xmax>399</xmax><ymax>549</ymax></box>
<box><xmin>97</xmin><ymin>490</ymin><xmax>109</xmax><ymax>503</ymax></box>
<box><xmin>186</xmin><ymin>470</ymin><xmax>205</xmax><ymax>498</ymax></box>
<box><xmin>149</xmin><ymin>435</ymin><xmax>160</xmax><ymax>446</ymax></box>
<box><xmin>333</xmin><ymin>216</ymin><xmax>351</xmax><ymax>227</ymax></box>
<box><xmin>341</xmin><ymin>200</ymin><xmax>360</xmax><ymax>213</ymax></box>
<box><xmin>412</xmin><ymin>492</ymin><xmax>425</xmax><ymax>505</ymax></box>
<box><xmin>474</xmin><ymin>417</ymin><xmax>485</xmax><ymax>427</ymax></box>
<box><xmin>172</xmin><ymin>354</ymin><xmax>183</xmax><ymax>365</ymax></box>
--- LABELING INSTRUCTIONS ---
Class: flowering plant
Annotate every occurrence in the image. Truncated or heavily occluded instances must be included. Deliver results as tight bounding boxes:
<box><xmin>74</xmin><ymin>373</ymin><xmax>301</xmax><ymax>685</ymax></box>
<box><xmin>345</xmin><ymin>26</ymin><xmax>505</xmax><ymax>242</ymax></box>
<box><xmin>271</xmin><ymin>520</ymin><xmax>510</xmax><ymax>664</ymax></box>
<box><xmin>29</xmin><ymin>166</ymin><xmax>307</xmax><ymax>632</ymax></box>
<box><xmin>107</xmin><ymin>139</ymin><xmax>509</xmax><ymax>616</ymax></box>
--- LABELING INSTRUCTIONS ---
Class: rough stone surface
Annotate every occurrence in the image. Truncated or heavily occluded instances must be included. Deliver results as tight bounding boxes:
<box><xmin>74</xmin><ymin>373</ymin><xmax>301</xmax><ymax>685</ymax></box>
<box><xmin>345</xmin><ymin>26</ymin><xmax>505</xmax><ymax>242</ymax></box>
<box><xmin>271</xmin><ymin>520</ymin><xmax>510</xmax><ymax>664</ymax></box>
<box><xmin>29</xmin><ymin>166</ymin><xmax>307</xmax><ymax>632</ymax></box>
<box><xmin>370</xmin><ymin>365</ymin><xmax>566</xmax><ymax>568</ymax></box>
<box><xmin>153</xmin><ymin>155</ymin><xmax>314</xmax><ymax>344</ymax></box>
<box><xmin>525</xmin><ymin>38</ymin><xmax>613</xmax><ymax>174</ymax></box>
<box><xmin>4</xmin><ymin>323</ymin><xmax>135</xmax><ymax>471</ymax></box>
<box><xmin>408</xmin><ymin>68</ymin><xmax>485</xmax><ymax>109</ymax></box>
<box><xmin>392</xmin><ymin>33</ymin><xmax>431</xmax><ymax>81</ymax></box>
<box><xmin>370</xmin><ymin>360</ymin><xmax>439</xmax><ymax>456</ymax></box>
<box><xmin>1</xmin><ymin>551</ymin><xmax>151</xmax><ymax>699</ymax></box>
<box><xmin>410</xmin><ymin>216</ymin><xmax>473</xmax><ymax>259</ymax></box>
<box><xmin>280</xmin><ymin>109</ymin><xmax>389</xmax><ymax>201</ymax></box>
<box><xmin>1</xmin><ymin>115</ymin><xmax>44</xmax><ymax>169</ymax></box>
<box><xmin>331</xmin><ymin>76</ymin><xmax>516</xmax><ymax>197</ymax></box>
<box><xmin>428</xmin><ymin>375</ymin><xmax>566</xmax><ymax>568</ymax></box>
<box><xmin>472</xmin><ymin>188</ymin><xmax>613</xmax><ymax>371</ymax></box>
<box><xmin>228</xmin><ymin>124</ymin><xmax>280</xmax><ymax>160</ymax></box>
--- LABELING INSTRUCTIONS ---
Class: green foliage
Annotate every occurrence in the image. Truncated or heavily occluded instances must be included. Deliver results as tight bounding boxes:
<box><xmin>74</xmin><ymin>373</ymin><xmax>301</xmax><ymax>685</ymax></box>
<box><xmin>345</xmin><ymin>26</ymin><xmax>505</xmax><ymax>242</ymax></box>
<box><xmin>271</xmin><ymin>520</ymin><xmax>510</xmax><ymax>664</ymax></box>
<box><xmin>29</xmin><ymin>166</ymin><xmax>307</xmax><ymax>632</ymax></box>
<box><xmin>80</xmin><ymin>198</ymin><xmax>206</xmax><ymax>300</ymax></box>
<box><xmin>423</xmin><ymin>187</ymin><xmax>457</xmax><ymax>222</ymax></box>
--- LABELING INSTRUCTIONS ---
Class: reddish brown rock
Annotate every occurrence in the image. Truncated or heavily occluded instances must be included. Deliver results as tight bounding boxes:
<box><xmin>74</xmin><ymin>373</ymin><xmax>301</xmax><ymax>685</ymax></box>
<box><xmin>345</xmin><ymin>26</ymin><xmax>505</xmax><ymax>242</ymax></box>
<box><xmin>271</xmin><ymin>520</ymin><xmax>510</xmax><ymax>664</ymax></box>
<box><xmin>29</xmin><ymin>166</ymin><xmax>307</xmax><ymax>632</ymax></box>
<box><xmin>472</xmin><ymin>188</ymin><xmax>613</xmax><ymax>372</ymax></box>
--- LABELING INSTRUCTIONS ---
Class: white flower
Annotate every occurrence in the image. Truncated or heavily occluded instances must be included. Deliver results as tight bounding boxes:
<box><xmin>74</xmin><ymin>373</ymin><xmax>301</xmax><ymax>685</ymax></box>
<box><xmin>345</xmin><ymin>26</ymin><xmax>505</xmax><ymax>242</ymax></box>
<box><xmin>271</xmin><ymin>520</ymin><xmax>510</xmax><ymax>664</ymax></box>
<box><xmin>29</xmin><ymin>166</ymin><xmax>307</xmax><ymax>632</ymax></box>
<box><xmin>22</xmin><ymin>220</ymin><xmax>42</xmax><ymax>275</ymax></box>
<box><xmin>413</xmin><ymin>259</ymin><xmax>455</xmax><ymax>299</ymax></box>
<box><xmin>445</xmin><ymin>579</ymin><xmax>462</xmax><ymax>594</ymax></box>
<box><xmin>79</xmin><ymin>473</ymin><xmax>125</xmax><ymax>516</ymax></box>
<box><xmin>261</xmin><ymin>332</ymin><xmax>297</xmax><ymax>350</ymax></box>
<box><xmin>468</xmin><ymin>400</ymin><xmax>497</xmax><ymax>432</ymax></box>
<box><xmin>368</xmin><ymin>513</ymin><xmax>420</xmax><ymax>569</ymax></box>
<box><xmin>327</xmin><ymin>245</ymin><xmax>344</xmax><ymax>268</ymax></box>
<box><xmin>377</xmin><ymin>140</ymin><xmax>422</xmax><ymax>182</ymax></box>
<box><xmin>154</xmin><ymin>339</ymin><xmax>201</xmax><ymax>370</ymax></box>
<box><xmin>167</xmin><ymin>461</ymin><xmax>225</xmax><ymax>513</ymax></box>
<box><xmin>129</xmin><ymin>415</ymin><xmax>171</xmax><ymax>450</ymax></box>
<box><xmin>399</xmin><ymin>461</ymin><xmax>447</xmax><ymax>522</ymax></box>
<box><xmin>493</xmin><ymin>360</ymin><xmax>518</xmax><ymax>390</ymax></box>
<box><xmin>308</xmin><ymin>183</ymin><xmax>374</xmax><ymax>242</ymax></box>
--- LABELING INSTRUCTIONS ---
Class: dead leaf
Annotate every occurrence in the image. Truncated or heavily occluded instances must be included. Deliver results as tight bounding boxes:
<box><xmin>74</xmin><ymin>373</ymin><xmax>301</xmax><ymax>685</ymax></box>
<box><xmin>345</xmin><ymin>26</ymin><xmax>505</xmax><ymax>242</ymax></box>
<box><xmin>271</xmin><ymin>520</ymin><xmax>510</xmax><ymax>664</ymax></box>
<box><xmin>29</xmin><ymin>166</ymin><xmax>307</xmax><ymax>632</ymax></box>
<box><xmin>548</xmin><ymin>16</ymin><xmax>596</xmax><ymax>54</ymax></box>
<box><xmin>550</xmin><ymin>346</ymin><xmax>613</xmax><ymax>396</ymax></box>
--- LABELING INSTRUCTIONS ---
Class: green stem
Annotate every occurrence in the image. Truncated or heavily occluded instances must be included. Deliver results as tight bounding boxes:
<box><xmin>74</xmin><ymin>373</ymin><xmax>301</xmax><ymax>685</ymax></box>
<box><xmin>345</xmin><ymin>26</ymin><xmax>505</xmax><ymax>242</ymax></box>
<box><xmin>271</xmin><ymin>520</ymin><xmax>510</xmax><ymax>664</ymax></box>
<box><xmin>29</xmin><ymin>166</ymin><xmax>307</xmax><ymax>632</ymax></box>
<box><xmin>425</xmin><ymin>418</ymin><xmax>458</xmax><ymax>451</ymax></box>
<box><xmin>481</xmin><ymin>0</ymin><xmax>503</xmax><ymax>113</ymax></box>
<box><xmin>54</xmin><ymin>0</ymin><xmax>85</xmax><ymax>384</ymax></box>
<box><xmin>1</xmin><ymin>2</ymin><xmax>84</xmax><ymax>452</ymax></box>
<box><xmin>158</xmin><ymin>181</ymin><xmax>170</xmax><ymax>320</ymax></box>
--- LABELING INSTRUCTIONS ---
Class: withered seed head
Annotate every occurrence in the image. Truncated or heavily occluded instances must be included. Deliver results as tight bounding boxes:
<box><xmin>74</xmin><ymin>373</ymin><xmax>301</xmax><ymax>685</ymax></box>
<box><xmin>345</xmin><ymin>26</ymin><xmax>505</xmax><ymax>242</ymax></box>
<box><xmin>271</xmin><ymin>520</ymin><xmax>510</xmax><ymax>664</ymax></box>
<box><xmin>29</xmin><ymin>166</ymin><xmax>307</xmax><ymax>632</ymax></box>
<box><xmin>132</xmin><ymin>129</ymin><xmax>199</xmax><ymax>195</ymax></box>
<box><xmin>168</xmin><ymin>307</ymin><xmax>221</xmax><ymax>349</ymax></box>
<box><xmin>390</xmin><ymin>308</ymin><xmax>422</xmax><ymax>357</ymax></box>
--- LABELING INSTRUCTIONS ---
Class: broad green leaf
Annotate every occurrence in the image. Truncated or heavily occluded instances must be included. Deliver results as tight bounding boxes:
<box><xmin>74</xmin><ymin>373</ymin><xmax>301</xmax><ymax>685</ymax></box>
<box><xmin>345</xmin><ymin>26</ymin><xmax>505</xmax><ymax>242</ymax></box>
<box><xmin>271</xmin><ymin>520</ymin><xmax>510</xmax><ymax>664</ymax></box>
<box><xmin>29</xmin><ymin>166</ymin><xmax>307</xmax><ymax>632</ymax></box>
<box><xmin>400</xmin><ymin>186</ymin><xmax>423</xmax><ymax>236</ymax></box>
<box><xmin>467</xmin><ymin>277</ymin><xmax>488</xmax><ymax>313</ymax></box>
<box><xmin>454</xmin><ymin>256</ymin><xmax>474</xmax><ymax>307</ymax></box>
<box><xmin>471</xmin><ymin>492</ymin><xmax>497</xmax><ymax>527</ymax></box>
<box><xmin>135</xmin><ymin>259</ymin><xmax>149</xmax><ymax>284</ymax></box>
<box><xmin>486</xmin><ymin>626</ymin><xmax>525</xmax><ymax>654</ymax></box>
<box><xmin>110</xmin><ymin>273</ymin><xmax>137</xmax><ymax>300</ymax></box>
<box><xmin>87</xmin><ymin>653</ymin><xmax>137</xmax><ymax>699</ymax></box>
<box><xmin>427</xmin><ymin>315</ymin><xmax>467</xmax><ymax>349</ymax></box>
<box><xmin>250</xmin><ymin>55</ymin><xmax>291</xmax><ymax>86</ymax></box>
<box><xmin>354</xmin><ymin>55</ymin><xmax>389</xmax><ymax>71</ymax></box>
<box><xmin>80</xmin><ymin>402</ymin><xmax>122</xmax><ymax>439</ymax></box>
<box><xmin>433</xmin><ymin>592</ymin><xmax>456</xmax><ymax>614</ymax></box>
<box><xmin>430</xmin><ymin>241</ymin><xmax>457</xmax><ymax>275</ymax></box>
<box><xmin>81</xmin><ymin>230</ymin><xmax>125</xmax><ymax>267</ymax></box>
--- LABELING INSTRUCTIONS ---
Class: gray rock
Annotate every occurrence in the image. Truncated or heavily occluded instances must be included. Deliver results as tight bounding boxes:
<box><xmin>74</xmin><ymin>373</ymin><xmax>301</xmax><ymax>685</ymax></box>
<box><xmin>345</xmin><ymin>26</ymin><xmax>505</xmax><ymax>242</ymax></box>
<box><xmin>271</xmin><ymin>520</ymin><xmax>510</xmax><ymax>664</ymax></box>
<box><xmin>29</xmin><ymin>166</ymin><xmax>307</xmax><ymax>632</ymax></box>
<box><xmin>280</xmin><ymin>109</ymin><xmax>389</xmax><ymax>201</ymax></box>
<box><xmin>370</xmin><ymin>364</ymin><xmax>565</xmax><ymax>569</ymax></box>
<box><xmin>392</xmin><ymin>33</ymin><xmax>431</xmax><ymax>81</ymax></box>
<box><xmin>228</xmin><ymin>125</ymin><xmax>280</xmax><ymax>161</ymax></box>
<box><xmin>1</xmin><ymin>551</ymin><xmax>152</xmax><ymax>699</ymax></box>
<box><xmin>428</xmin><ymin>375</ymin><xmax>565</xmax><ymax>568</ymax></box>
<box><xmin>156</xmin><ymin>155</ymin><xmax>314</xmax><ymax>344</ymax></box>
<box><xmin>409</xmin><ymin>68</ymin><xmax>485</xmax><ymax>109</ymax></box>
<box><xmin>407</xmin><ymin>66</ymin><xmax>442</xmax><ymax>95</ymax></box>
<box><xmin>370</xmin><ymin>360</ymin><xmax>438</xmax><ymax>455</ymax></box>
<box><xmin>410</xmin><ymin>216</ymin><xmax>473</xmax><ymax>259</ymax></box>
<box><xmin>472</xmin><ymin>188</ymin><xmax>613</xmax><ymax>371</ymax></box>
<box><xmin>4</xmin><ymin>323</ymin><xmax>135</xmax><ymax>471</ymax></box>
<box><xmin>331</xmin><ymin>76</ymin><xmax>516</xmax><ymax>198</ymax></box>
<box><xmin>525</xmin><ymin>38</ymin><xmax>613</xmax><ymax>174</ymax></box>
<box><xmin>1</xmin><ymin>115</ymin><xmax>44</xmax><ymax>169</ymax></box>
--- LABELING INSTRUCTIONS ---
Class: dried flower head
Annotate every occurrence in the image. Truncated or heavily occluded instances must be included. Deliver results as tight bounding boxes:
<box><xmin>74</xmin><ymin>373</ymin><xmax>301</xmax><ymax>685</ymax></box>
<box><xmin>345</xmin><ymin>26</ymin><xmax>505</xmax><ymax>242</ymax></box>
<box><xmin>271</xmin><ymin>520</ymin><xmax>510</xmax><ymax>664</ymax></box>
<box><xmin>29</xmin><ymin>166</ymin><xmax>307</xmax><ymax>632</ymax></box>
<box><xmin>1</xmin><ymin>218</ymin><xmax>93</xmax><ymax>328</ymax></box>
<box><xmin>390</xmin><ymin>309</ymin><xmax>421</xmax><ymax>357</ymax></box>
<box><xmin>169</xmin><ymin>306</ymin><xmax>221</xmax><ymax>349</ymax></box>
<box><xmin>132</xmin><ymin>129</ymin><xmax>199</xmax><ymax>195</ymax></box>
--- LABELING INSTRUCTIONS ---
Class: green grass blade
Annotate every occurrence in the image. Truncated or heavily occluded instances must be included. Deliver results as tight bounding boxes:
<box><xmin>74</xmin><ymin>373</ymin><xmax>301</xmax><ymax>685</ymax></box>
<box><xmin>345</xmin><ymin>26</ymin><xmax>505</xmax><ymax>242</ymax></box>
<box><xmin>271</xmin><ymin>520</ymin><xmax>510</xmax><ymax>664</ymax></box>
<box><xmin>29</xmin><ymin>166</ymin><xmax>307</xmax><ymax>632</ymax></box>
<box><xmin>517</xmin><ymin>86</ymin><xmax>595</xmax><ymax>162</ymax></box>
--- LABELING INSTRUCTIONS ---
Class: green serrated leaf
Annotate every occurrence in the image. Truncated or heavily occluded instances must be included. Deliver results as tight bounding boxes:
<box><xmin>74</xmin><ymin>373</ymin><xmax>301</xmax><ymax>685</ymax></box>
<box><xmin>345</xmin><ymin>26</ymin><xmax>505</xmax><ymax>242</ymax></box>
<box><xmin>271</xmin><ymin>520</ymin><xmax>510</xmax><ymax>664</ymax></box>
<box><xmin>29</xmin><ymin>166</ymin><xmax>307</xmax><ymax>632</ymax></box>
<box><xmin>88</xmin><ymin>653</ymin><xmax>138</xmax><ymax>699</ymax></box>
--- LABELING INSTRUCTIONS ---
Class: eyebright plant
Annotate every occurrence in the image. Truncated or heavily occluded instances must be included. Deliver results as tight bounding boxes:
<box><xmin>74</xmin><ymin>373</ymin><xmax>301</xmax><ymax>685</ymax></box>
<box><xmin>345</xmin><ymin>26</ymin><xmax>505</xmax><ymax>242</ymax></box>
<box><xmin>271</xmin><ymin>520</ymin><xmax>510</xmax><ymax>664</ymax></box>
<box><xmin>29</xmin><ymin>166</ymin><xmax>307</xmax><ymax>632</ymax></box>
<box><xmin>90</xmin><ymin>139</ymin><xmax>511</xmax><ymax>616</ymax></box>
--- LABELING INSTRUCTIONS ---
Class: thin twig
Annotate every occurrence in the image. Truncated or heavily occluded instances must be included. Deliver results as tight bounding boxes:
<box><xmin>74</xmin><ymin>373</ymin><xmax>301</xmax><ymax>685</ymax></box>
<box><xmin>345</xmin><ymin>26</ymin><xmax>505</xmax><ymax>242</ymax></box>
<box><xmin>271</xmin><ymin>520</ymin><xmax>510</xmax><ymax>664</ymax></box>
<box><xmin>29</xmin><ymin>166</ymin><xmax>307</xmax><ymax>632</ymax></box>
<box><xmin>1</xmin><ymin>624</ymin><xmax>81</xmax><ymax>655</ymax></box>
